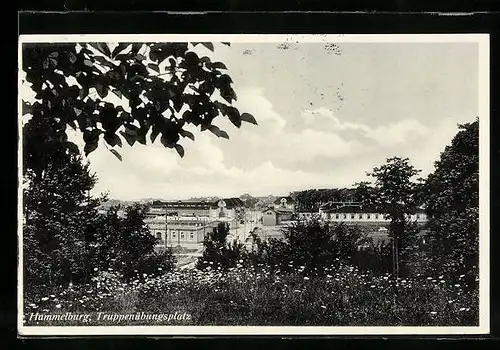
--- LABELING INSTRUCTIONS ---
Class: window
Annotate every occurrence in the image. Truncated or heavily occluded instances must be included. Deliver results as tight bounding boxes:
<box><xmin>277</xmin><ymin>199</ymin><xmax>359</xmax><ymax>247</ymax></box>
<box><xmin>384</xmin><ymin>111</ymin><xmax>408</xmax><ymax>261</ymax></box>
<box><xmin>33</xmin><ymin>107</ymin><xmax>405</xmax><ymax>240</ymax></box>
<box><xmin>367</xmin><ymin>214</ymin><xmax>371</xmax><ymax>219</ymax></box>
<box><xmin>416</xmin><ymin>214</ymin><xmax>420</xmax><ymax>219</ymax></box>
<box><xmin>343</xmin><ymin>214</ymin><xmax>347</xmax><ymax>219</ymax></box>
<box><xmin>181</xmin><ymin>232</ymin><xmax>185</xmax><ymax>239</ymax></box>
<box><xmin>172</xmin><ymin>232</ymin><xmax>176</xmax><ymax>238</ymax></box>
<box><xmin>156</xmin><ymin>232</ymin><xmax>162</xmax><ymax>240</ymax></box>
<box><xmin>359</xmin><ymin>214</ymin><xmax>363</xmax><ymax>219</ymax></box>
<box><xmin>190</xmin><ymin>233</ymin><xmax>194</xmax><ymax>240</ymax></box>
<box><xmin>335</xmin><ymin>214</ymin><xmax>340</xmax><ymax>219</ymax></box>
<box><xmin>375</xmin><ymin>214</ymin><xmax>379</xmax><ymax>219</ymax></box>
<box><xmin>351</xmin><ymin>214</ymin><xmax>355</xmax><ymax>219</ymax></box>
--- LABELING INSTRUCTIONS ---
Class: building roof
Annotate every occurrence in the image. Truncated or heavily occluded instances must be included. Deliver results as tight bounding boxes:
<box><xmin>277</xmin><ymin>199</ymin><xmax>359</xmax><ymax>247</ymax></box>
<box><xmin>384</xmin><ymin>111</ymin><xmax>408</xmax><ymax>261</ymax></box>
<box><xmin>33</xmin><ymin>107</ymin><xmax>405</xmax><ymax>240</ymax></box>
<box><xmin>212</xmin><ymin>198</ymin><xmax>245</xmax><ymax>208</ymax></box>
<box><xmin>151</xmin><ymin>200</ymin><xmax>212</xmax><ymax>210</ymax></box>
<box><xmin>273</xmin><ymin>196</ymin><xmax>295</xmax><ymax>205</ymax></box>
<box><xmin>262</xmin><ymin>207</ymin><xmax>294</xmax><ymax>215</ymax></box>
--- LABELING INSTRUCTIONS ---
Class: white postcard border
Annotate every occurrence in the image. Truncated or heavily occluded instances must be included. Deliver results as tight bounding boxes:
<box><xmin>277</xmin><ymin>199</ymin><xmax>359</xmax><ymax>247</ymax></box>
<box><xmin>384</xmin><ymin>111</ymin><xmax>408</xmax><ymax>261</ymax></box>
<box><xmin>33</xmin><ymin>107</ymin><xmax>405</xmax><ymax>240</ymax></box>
<box><xmin>17</xmin><ymin>33</ymin><xmax>490</xmax><ymax>336</ymax></box>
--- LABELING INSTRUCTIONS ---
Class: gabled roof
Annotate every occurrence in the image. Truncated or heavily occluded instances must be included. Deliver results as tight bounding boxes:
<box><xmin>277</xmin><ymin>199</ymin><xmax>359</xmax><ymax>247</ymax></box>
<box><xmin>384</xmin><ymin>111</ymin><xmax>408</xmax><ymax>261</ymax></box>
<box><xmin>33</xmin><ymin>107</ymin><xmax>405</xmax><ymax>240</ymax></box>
<box><xmin>273</xmin><ymin>196</ymin><xmax>295</xmax><ymax>204</ymax></box>
<box><xmin>211</xmin><ymin>198</ymin><xmax>245</xmax><ymax>208</ymax></box>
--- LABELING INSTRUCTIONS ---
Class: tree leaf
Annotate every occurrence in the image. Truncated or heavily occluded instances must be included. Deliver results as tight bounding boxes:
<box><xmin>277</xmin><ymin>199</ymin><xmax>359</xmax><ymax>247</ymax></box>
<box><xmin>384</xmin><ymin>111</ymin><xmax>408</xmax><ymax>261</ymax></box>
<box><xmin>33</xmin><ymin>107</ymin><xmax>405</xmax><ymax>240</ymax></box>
<box><xmin>179</xmin><ymin>129</ymin><xmax>195</xmax><ymax>141</ymax></box>
<box><xmin>174</xmin><ymin>144</ymin><xmax>185</xmax><ymax>158</ymax></box>
<box><xmin>136</xmin><ymin>130</ymin><xmax>147</xmax><ymax>145</ymax></box>
<box><xmin>227</xmin><ymin>107</ymin><xmax>242</xmax><ymax>128</ymax></box>
<box><xmin>218</xmin><ymin>130</ymin><xmax>230</xmax><ymax>139</ymax></box>
<box><xmin>22</xmin><ymin>101</ymin><xmax>32</xmax><ymax>115</ymax></box>
<box><xmin>66</xmin><ymin>141</ymin><xmax>80</xmax><ymax>155</ymax></box>
<box><xmin>160</xmin><ymin>133</ymin><xmax>175</xmax><ymax>148</ymax></box>
<box><xmin>67</xmin><ymin>51</ymin><xmax>77</xmax><ymax>64</ymax></box>
<box><xmin>220</xmin><ymin>84</ymin><xmax>237</xmax><ymax>104</ymax></box>
<box><xmin>119</xmin><ymin>131</ymin><xmax>136</xmax><ymax>146</ymax></box>
<box><xmin>67</xmin><ymin>120</ymin><xmax>77</xmax><ymax>130</ymax></box>
<box><xmin>84</xmin><ymin>139</ymin><xmax>98</xmax><ymax>156</ymax></box>
<box><xmin>93</xmin><ymin>56</ymin><xmax>116</xmax><ymax>69</ymax></box>
<box><xmin>211</xmin><ymin>62</ymin><xmax>227</xmax><ymax>70</ymax></box>
<box><xmin>83</xmin><ymin>59</ymin><xmax>93</xmax><ymax>67</ymax></box>
<box><xmin>200</xmin><ymin>42</ymin><xmax>215</xmax><ymax>52</ymax></box>
<box><xmin>111</xmin><ymin>43</ymin><xmax>130</xmax><ymax>58</ymax></box>
<box><xmin>240</xmin><ymin>113</ymin><xmax>258</xmax><ymax>125</ymax></box>
<box><xmin>208</xmin><ymin>125</ymin><xmax>221</xmax><ymax>137</ymax></box>
<box><xmin>89</xmin><ymin>43</ymin><xmax>111</xmax><ymax>57</ymax></box>
<box><xmin>131</xmin><ymin>43</ymin><xmax>143</xmax><ymax>55</ymax></box>
<box><xmin>78</xmin><ymin>87</ymin><xmax>88</xmax><ymax>100</ymax></box>
<box><xmin>104</xmin><ymin>133</ymin><xmax>123</xmax><ymax>147</ymax></box>
<box><xmin>150</xmin><ymin>128</ymin><xmax>161</xmax><ymax>143</ymax></box>
<box><xmin>111</xmin><ymin>89</ymin><xmax>122</xmax><ymax>99</ymax></box>
<box><xmin>109</xmin><ymin>148</ymin><xmax>123</xmax><ymax>161</ymax></box>
<box><xmin>147</xmin><ymin>63</ymin><xmax>160</xmax><ymax>73</ymax></box>
<box><xmin>95</xmin><ymin>83</ymin><xmax>108</xmax><ymax>98</ymax></box>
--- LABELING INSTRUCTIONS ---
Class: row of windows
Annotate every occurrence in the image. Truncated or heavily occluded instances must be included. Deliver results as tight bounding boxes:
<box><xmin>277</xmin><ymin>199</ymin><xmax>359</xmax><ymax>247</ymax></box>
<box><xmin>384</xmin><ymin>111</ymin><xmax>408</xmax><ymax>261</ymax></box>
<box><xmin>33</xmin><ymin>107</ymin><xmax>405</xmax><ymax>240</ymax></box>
<box><xmin>165</xmin><ymin>205</ymin><xmax>211</xmax><ymax>209</ymax></box>
<box><xmin>167</xmin><ymin>221</ymin><xmax>207</xmax><ymax>227</ymax></box>
<box><xmin>147</xmin><ymin>224</ymin><xmax>164</xmax><ymax>228</ymax></box>
<box><xmin>156</xmin><ymin>232</ymin><xmax>196</xmax><ymax>240</ymax></box>
<box><xmin>328</xmin><ymin>213</ymin><xmax>423</xmax><ymax>220</ymax></box>
<box><xmin>331</xmin><ymin>213</ymin><xmax>380</xmax><ymax>219</ymax></box>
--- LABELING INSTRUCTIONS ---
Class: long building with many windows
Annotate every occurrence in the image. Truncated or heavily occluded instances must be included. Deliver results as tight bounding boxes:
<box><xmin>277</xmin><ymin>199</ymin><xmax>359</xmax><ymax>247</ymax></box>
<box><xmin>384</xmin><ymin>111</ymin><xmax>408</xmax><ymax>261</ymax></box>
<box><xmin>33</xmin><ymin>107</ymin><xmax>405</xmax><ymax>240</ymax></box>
<box><xmin>145</xmin><ymin>198</ymin><xmax>245</xmax><ymax>246</ymax></box>
<box><xmin>318</xmin><ymin>202</ymin><xmax>427</xmax><ymax>224</ymax></box>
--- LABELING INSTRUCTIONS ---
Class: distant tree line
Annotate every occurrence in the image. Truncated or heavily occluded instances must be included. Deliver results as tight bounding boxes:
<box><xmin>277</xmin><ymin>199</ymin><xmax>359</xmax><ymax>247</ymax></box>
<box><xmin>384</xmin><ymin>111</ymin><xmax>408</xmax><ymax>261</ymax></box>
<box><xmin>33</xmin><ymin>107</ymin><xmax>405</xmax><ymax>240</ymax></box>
<box><xmin>292</xmin><ymin>188</ymin><xmax>361</xmax><ymax>212</ymax></box>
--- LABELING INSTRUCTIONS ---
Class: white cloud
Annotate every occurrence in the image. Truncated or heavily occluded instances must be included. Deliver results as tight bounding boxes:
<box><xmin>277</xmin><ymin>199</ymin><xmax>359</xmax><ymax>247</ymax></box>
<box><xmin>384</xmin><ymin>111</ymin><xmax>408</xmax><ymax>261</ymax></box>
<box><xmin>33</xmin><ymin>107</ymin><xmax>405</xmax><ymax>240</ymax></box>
<box><xmin>226</xmin><ymin>88</ymin><xmax>356</xmax><ymax>162</ymax></box>
<box><xmin>302</xmin><ymin>107</ymin><xmax>370</xmax><ymax>133</ymax></box>
<box><xmin>367</xmin><ymin>119</ymin><xmax>429</xmax><ymax>146</ymax></box>
<box><xmin>302</xmin><ymin>107</ymin><xmax>429</xmax><ymax>147</ymax></box>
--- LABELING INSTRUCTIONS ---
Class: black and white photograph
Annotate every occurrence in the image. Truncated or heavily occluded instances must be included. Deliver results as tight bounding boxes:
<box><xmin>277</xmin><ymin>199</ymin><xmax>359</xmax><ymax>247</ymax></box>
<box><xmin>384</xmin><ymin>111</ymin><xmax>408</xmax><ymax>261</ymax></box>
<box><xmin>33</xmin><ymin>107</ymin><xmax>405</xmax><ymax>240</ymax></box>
<box><xmin>18</xmin><ymin>34</ymin><xmax>489</xmax><ymax>335</ymax></box>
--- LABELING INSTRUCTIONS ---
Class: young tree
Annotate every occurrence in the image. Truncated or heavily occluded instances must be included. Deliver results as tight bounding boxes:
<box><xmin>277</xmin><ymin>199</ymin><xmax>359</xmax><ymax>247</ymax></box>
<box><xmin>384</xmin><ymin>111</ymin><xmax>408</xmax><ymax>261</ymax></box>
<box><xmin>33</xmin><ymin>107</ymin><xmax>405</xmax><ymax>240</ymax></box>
<box><xmin>422</xmin><ymin>119</ymin><xmax>479</xmax><ymax>288</ymax></box>
<box><xmin>23</xmin><ymin>138</ymin><xmax>104</xmax><ymax>296</ymax></box>
<box><xmin>21</xmin><ymin>41</ymin><xmax>257</xmax><ymax>174</ymax></box>
<box><xmin>196</xmin><ymin>222</ymin><xmax>245</xmax><ymax>270</ymax></box>
<box><xmin>362</xmin><ymin>157</ymin><xmax>423</xmax><ymax>278</ymax></box>
<box><xmin>90</xmin><ymin>204</ymin><xmax>176</xmax><ymax>280</ymax></box>
<box><xmin>284</xmin><ymin>219</ymin><xmax>367</xmax><ymax>275</ymax></box>
<box><xmin>23</xmin><ymin>110</ymin><xmax>175</xmax><ymax>297</ymax></box>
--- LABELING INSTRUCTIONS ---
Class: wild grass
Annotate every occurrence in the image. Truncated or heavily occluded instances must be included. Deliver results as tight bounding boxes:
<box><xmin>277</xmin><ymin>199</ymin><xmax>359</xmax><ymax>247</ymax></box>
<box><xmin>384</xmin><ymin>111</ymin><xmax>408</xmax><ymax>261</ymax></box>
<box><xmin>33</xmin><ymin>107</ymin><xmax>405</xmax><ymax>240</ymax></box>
<box><xmin>23</xmin><ymin>262</ymin><xmax>478</xmax><ymax>327</ymax></box>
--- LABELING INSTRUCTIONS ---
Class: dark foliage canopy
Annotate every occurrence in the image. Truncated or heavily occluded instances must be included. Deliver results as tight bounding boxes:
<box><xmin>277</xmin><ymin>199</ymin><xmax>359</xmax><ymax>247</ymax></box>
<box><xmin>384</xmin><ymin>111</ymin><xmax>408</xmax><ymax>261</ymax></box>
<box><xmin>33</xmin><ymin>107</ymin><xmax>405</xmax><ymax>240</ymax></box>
<box><xmin>21</xmin><ymin>42</ymin><xmax>257</xmax><ymax>176</ymax></box>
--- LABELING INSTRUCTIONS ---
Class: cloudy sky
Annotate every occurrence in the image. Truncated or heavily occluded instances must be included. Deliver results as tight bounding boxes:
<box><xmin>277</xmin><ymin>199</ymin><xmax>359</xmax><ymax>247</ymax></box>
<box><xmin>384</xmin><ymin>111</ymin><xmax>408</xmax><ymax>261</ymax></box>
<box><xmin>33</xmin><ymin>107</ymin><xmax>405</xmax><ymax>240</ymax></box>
<box><xmin>22</xmin><ymin>40</ymin><xmax>480</xmax><ymax>200</ymax></box>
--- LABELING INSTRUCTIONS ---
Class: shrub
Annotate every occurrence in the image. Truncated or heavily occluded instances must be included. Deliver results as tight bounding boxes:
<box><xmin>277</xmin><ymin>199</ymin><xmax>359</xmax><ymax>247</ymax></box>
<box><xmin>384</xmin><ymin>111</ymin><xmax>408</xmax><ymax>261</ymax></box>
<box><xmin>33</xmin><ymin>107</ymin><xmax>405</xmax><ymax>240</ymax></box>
<box><xmin>243</xmin><ymin>219</ymin><xmax>369</xmax><ymax>276</ymax></box>
<box><xmin>197</xmin><ymin>222</ymin><xmax>246</xmax><ymax>271</ymax></box>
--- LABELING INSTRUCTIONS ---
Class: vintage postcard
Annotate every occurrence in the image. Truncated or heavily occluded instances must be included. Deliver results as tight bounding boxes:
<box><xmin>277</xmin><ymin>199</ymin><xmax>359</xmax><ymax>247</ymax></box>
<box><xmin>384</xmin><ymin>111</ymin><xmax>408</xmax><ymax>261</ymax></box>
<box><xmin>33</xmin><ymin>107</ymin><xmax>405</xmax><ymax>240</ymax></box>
<box><xmin>18</xmin><ymin>34</ymin><xmax>489</xmax><ymax>336</ymax></box>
